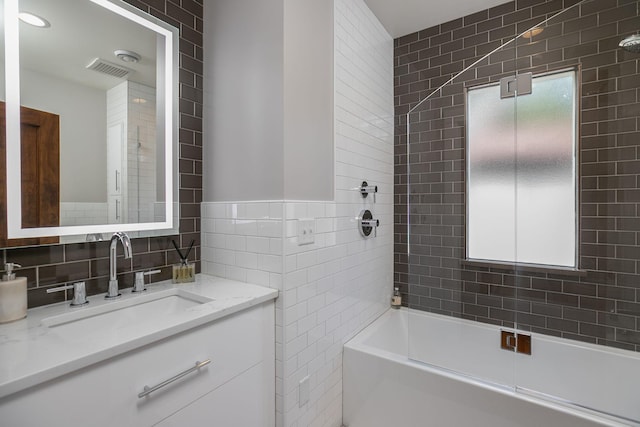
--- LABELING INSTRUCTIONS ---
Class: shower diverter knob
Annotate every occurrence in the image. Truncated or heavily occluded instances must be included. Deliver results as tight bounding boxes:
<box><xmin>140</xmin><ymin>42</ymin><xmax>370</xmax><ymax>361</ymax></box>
<box><xmin>358</xmin><ymin>209</ymin><xmax>380</xmax><ymax>237</ymax></box>
<box><xmin>359</xmin><ymin>181</ymin><xmax>378</xmax><ymax>202</ymax></box>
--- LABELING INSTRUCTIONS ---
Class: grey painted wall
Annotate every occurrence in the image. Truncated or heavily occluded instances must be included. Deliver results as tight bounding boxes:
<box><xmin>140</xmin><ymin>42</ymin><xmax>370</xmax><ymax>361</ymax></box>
<box><xmin>283</xmin><ymin>0</ymin><xmax>334</xmax><ymax>200</ymax></box>
<box><xmin>203</xmin><ymin>0</ymin><xmax>285</xmax><ymax>201</ymax></box>
<box><xmin>203</xmin><ymin>0</ymin><xmax>334</xmax><ymax>202</ymax></box>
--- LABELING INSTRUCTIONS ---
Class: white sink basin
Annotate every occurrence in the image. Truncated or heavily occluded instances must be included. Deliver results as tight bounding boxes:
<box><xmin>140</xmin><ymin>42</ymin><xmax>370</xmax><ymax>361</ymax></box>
<box><xmin>41</xmin><ymin>289</ymin><xmax>213</xmax><ymax>340</ymax></box>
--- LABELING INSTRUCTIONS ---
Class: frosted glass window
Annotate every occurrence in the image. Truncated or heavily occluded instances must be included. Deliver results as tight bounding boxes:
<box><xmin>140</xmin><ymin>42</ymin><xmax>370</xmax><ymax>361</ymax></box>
<box><xmin>467</xmin><ymin>70</ymin><xmax>576</xmax><ymax>268</ymax></box>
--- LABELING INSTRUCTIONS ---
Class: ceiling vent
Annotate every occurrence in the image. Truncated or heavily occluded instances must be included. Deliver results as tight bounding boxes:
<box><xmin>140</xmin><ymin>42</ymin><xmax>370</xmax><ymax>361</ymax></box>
<box><xmin>86</xmin><ymin>58</ymin><xmax>131</xmax><ymax>79</ymax></box>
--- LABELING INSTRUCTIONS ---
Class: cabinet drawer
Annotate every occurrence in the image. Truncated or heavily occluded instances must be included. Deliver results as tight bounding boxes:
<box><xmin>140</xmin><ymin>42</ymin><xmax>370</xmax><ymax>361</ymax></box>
<box><xmin>0</xmin><ymin>302</ymin><xmax>274</xmax><ymax>427</ymax></box>
<box><xmin>155</xmin><ymin>361</ymin><xmax>274</xmax><ymax>427</ymax></box>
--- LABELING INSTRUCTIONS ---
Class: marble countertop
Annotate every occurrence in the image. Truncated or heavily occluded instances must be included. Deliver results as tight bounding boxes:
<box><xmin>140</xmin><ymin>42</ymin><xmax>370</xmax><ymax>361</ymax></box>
<box><xmin>0</xmin><ymin>274</ymin><xmax>278</xmax><ymax>399</ymax></box>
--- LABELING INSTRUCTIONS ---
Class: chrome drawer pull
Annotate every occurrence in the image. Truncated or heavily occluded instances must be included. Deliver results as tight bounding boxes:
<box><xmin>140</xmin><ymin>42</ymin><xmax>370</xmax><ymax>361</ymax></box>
<box><xmin>138</xmin><ymin>359</ymin><xmax>211</xmax><ymax>398</ymax></box>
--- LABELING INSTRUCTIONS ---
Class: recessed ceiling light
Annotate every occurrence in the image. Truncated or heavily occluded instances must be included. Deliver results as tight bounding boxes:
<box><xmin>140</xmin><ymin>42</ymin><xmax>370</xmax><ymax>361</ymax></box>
<box><xmin>18</xmin><ymin>12</ymin><xmax>50</xmax><ymax>28</ymax></box>
<box><xmin>132</xmin><ymin>98</ymin><xmax>147</xmax><ymax>104</ymax></box>
<box><xmin>114</xmin><ymin>50</ymin><xmax>141</xmax><ymax>63</ymax></box>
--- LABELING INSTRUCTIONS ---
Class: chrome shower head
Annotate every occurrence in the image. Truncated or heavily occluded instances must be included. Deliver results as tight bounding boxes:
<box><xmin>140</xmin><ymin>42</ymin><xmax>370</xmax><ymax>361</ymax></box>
<box><xmin>619</xmin><ymin>34</ymin><xmax>640</xmax><ymax>53</ymax></box>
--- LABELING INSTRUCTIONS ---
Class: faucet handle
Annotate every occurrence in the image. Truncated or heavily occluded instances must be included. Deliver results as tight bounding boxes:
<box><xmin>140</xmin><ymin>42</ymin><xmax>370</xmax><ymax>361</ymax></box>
<box><xmin>133</xmin><ymin>272</ymin><xmax>146</xmax><ymax>293</ymax></box>
<box><xmin>71</xmin><ymin>282</ymin><xmax>88</xmax><ymax>306</ymax></box>
<box><xmin>133</xmin><ymin>269</ymin><xmax>161</xmax><ymax>293</ymax></box>
<box><xmin>46</xmin><ymin>282</ymin><xmax>89</xmax><ymax>306</ymax></box>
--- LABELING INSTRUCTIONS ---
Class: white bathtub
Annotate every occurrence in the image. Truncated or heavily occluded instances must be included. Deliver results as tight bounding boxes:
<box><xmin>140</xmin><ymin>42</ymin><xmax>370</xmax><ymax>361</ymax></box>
<box><xmin>343</xmin><ymin>308</ymin><xmax>639</xmax><ymax>427</ymax></box>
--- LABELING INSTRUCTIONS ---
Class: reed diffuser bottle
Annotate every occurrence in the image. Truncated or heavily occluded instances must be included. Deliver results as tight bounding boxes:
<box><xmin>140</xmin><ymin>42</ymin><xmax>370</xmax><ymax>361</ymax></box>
<box><xmin>172</xmin><ymin>240</ymin><xmax>195</xmax><ymax>283</ymax></box>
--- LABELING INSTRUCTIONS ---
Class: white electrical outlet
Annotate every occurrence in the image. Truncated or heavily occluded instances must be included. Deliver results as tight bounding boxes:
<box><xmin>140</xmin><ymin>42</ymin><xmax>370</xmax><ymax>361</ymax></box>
<box><xmin>299</xmin><ymin>375</ymin><xmax>310</xmax><ymax>407</ymax></box>
<box><xmin>297</xmin><ymin>219</ymin><xmax>315</xmax><ymax>245</ymax></box>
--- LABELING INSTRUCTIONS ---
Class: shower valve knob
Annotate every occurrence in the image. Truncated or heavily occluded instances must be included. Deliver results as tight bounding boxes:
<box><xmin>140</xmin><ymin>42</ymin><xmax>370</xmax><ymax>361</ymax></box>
<box><xmin>358</xmin><ymin>209</ymin><xmax>380</xmax><ymax>238</ymax></box>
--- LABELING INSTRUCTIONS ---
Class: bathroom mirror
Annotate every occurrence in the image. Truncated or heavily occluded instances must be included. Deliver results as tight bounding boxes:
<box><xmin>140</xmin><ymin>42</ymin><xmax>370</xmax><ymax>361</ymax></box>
<box><xmin>0</xmin><ymin>0</ymin><xmax>178</xmax><ymax>246</ymax></box>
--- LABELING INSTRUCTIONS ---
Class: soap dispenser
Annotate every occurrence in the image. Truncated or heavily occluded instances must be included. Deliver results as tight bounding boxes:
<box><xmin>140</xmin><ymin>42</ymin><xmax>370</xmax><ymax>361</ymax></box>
<box><xmin>0</xmin><ymin>263</ymin><xmax>27</xmax><ymax>323</ymax></box>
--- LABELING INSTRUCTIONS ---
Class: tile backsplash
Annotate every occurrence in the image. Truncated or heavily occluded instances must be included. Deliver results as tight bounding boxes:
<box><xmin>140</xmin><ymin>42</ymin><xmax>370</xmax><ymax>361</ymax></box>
<box><xmin>5</xmin><ymin>0</ymin><xmax>203</xmax><ymax>309</ymax></box>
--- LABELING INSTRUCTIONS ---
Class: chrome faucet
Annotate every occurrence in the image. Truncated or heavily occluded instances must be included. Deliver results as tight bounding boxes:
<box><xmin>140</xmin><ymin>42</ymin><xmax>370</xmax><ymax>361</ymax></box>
<box><xmin>106</xmin><ymin>232</ymin><xmax>132</xmax><ymax>299</ymax></box>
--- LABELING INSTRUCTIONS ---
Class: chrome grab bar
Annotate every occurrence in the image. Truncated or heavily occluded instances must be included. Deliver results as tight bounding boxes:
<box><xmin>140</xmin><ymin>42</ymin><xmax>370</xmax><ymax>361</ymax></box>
<box><xmin>138</xmin><ymin>359</ymin><xmax>211</xmax><ymax>398</ymax></box>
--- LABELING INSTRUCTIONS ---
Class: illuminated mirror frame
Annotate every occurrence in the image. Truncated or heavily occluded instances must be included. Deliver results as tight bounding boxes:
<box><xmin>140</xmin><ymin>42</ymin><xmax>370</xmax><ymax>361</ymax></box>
<box><xmin>4</xmin><ymin>0</ymin><xmax>178</xmax><ymax>239</ymax></box>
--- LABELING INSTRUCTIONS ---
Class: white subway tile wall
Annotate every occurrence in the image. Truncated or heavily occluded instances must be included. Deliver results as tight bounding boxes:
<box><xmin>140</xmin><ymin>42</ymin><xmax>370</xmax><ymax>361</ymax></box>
<box><xmin>201</xmin><ymin>0</ymin><xmax>392</xmax><ymax>425</ymax></box>
<box><xmin>201</xmin><ymin>201</ymin><xmax>286</xmax><ymax>423</ymax></box>
<box><xmin>59</xmin><ymin>203</ymin><xmax>109</xmax><ymax>227</ymax></box>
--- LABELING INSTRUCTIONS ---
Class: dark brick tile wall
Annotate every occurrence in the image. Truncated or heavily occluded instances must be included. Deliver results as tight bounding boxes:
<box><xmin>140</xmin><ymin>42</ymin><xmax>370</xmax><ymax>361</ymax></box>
<box><xmin>4</xmin><ymin>0</ymin><xmax>203</xmax><ymax>309</ymax></box>
<box><xmin>394</xmin><ymin>0</ymin><xmax>640</xmax><ymax>351</ymax></box>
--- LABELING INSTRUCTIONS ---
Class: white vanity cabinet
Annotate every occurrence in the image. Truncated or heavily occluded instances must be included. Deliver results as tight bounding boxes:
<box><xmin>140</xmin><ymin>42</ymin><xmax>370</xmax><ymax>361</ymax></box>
<box><xmin>0</xmin><ymin>301</ymin><xmax>275</xmax><ymax>427</ymax></box>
